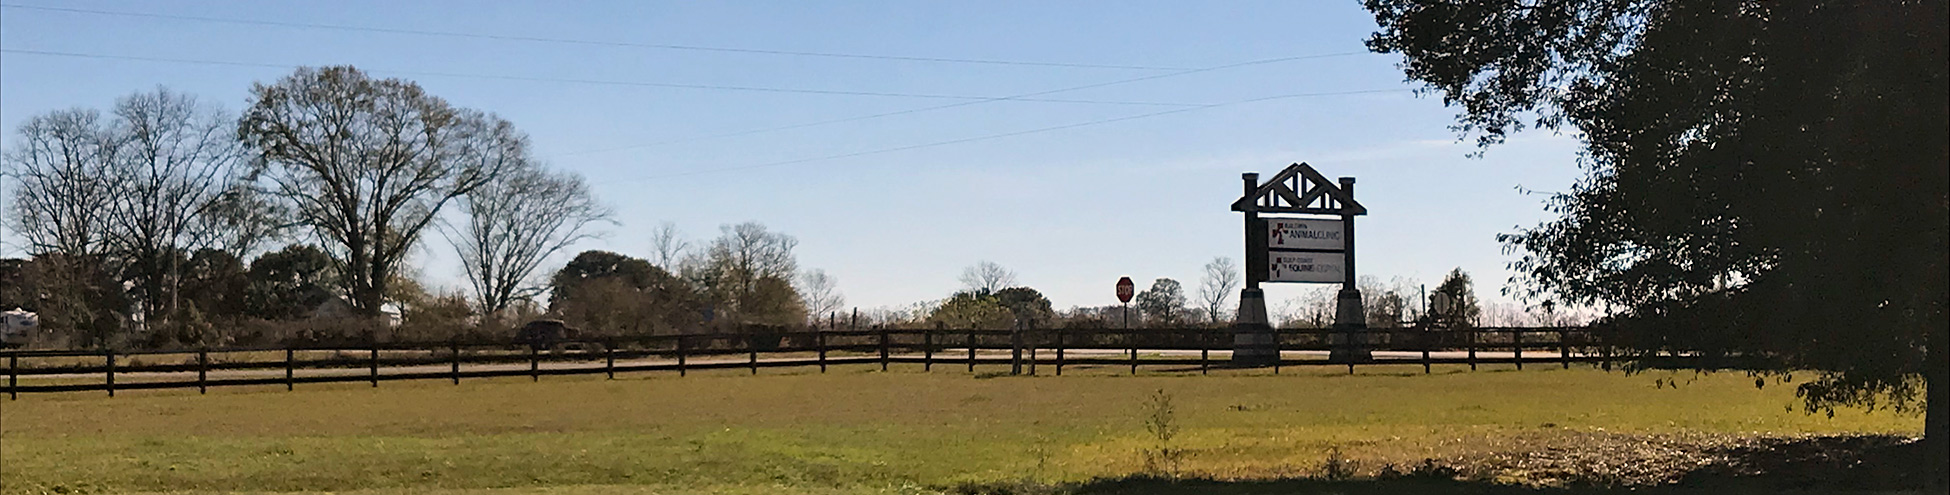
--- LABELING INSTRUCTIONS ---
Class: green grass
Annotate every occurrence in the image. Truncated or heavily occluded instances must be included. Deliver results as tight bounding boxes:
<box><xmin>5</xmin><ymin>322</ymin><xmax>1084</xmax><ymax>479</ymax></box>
<box><xmin>0</xmin><ymin>364</ymin><xmax>1922</xmax><ymax>494</ymax></box>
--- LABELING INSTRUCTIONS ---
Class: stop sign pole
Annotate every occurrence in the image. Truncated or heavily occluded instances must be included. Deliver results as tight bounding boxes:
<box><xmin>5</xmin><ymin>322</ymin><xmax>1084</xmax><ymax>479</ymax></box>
<box><xmin>1116</xmin><ymin>276</ymin><xmax>1134</xmax><ymax>330</ymax></box>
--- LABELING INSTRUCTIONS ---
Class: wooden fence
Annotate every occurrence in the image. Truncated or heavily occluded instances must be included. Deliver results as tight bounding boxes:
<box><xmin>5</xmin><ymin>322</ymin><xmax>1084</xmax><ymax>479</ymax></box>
<box><xmin>2</xmin><ymin>326</ymin><xmax>1615</xmax><ymax>398</ymax></box>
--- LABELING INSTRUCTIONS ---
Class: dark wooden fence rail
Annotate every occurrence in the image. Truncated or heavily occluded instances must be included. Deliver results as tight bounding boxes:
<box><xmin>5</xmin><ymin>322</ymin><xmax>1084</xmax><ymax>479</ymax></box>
<box><xmin>2</xmin><ymin>326</ymin><xmax>1613</xmax><ymax>398</ymax></box>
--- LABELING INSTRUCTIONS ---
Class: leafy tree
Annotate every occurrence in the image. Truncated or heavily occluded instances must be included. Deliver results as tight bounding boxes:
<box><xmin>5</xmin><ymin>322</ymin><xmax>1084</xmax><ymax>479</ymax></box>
<box><xmin>240</xmin><ymin>66</ymin><xmax>521</xmax><ymax>316</ymax></box>
<box><xmin>244</xmin><ymin>244</ymin><xmax>337</xmax><ymax>320</ymax></box>
<box><xmin>15</xmin><ymin>254</ymin><xmax>128</xmax><ymax>347</ymax></box>
<box><xmin>1134</xmin><ymin>278</ymin><xmax>1188</xmax><ymax>326</ymax></box>
<box><xmin>928</xmin><ymin>291</ymin><xmax>1014</xmax><ymax>329</ymax></box>
<box><xmin>548</xmin><ymin>250</ymin><xmax>703</xmax><ymax>336</ymax></box>
<box><xmin>992</xmin><ymin>286</ymin><xmax>1055</xmax><ymax>327</ymax></box>
<box><xmin>1431</xmin><ymin>268</ymin><xmax>1480</xmax><ymax>327</ymax></box>
<box><xmin>1367</xmin><ymin>0</ymin><xmax>1946</xmax><ymax>478</ymax></box>
<box><xmin>178</xmin><ymin>249</ymin><xmax>248</xmax><ymax>320</ymax></box>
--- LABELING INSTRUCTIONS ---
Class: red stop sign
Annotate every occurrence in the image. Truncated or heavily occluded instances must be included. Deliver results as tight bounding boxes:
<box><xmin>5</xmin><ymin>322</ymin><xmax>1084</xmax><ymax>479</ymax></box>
<box><xmin>1116</xmin><ymin>276</ymin><xmax>1135</xmax><ymax>303</ymax></box>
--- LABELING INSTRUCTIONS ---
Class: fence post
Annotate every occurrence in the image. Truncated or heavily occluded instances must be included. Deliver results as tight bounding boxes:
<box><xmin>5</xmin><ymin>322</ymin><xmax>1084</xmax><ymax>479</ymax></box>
<box><xmin>197</xmin><ymin>348</ymin><xmax>209</xmax><ymax>395</ymax></box>
<box><xmin>817</xmin><ymin>329</ymin><xmax>828</xmax><ymax>373</ymax></box>
<box><xmin>878</xmin><ymin>326</ymin><xmax>889</xmax><ymax>372</ymax></box>
<box><xmin>451</xmin><ymin>340</ymin><xmax>461</xmax><ymax>385</ymax></box>
<box><xmin>966</xmin><ymin>327</ymin><xmax>976</xmax><ymax>373</ymax></box>
<box><xmin>923</xmin><ymin>325</ymin><xmax>935</xmax><ymax>371</ymax></box>
<box><xmin>529</xmin><ymin>344</ymin><xmax>539</xmax><ymax>382</ymax></box>
<box><xmin>1467</xmin><ymin>328</ymin><xmax>1477</xmax><ymax>371</ymax></box>
<box><xmin>1560</xmin><ymin>328</ymin><xmax>1571</xmax><ymax>369</ymax></box>
<box><xmin>1513</xmin><ymin>329</ymin><xmax>1524</xmax><ymax>370</ymax></box>
<box><xmin>605</xmin><ymin>339</ymin><xmax>616</xmax><ymax>380</ymax></box>
<box><xmin>749</xmin><ymin>333</ymin><xmax>759</xmax><ymax>375</ymax></box>
<box><xmin>1601</xmin><ymin>327</ymin><xmax>1612</xmax><ymax>371</ymax></box>
<box><xmin>7</xmin><ymin>352</ymin><xmax>16</xmax><ymax>400</ymax></box>
<box><xmin>676</xmin><ymin>335</ymin><xmax>687</xmax><ymax>377</ymax></box>
<box><xmin>1193</xmin><ymin>329</ymin><xmax>1209</xmax><ymax>374</ymax></box>
<box><xmin>1011</xmin><ymin>323</ymin><xmax>1022</xmax><ymax>376</ymax></box>
<box><xmin>105</xmin><ymin>349</ymin><xmax>115</xmax><ymax>397</ymax></box>
<box><xmin>370</xmin><ymin>342</ymin><xmax>380</xmax><ymax>387</ymax></box>
<box><xmin>1055</xmin><ymin>328</ymin><xmax>1066</xmax><ymax>376</ymax></box>
<box><xmin>1129</xmin><ymin>328</ymin><xmax>1138</xmax><ymax>375</ymax></box>
<box><xmin>284</xmin><ymin>347</ymin><xmax>294</xmax><ymax>391</ymax></box>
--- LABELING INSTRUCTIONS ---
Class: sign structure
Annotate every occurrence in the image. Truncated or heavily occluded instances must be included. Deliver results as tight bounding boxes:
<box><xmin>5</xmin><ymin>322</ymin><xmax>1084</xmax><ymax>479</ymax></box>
<box><xmin>1233</xmin><ymin>163</ymin><xmax>1364</xmax><ymax>287</ymax></box>
<box><xmin>1116</xmin><ymin>277</ymin><xmax>1135</xmax><ymax>303</ymax></box>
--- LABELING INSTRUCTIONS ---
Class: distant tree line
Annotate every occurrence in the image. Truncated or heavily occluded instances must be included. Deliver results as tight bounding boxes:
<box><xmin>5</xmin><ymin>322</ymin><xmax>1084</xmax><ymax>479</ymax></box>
<box><xmin>3</xmin><ymin>67</ymin><xmax>607</xmax><ymax>348</ymax></box>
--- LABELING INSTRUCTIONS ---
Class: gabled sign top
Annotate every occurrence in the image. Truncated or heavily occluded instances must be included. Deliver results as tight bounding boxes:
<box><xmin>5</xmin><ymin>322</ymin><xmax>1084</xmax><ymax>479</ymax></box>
<box><xmin>1230</xmin><ymin>162</ymin><xmax>1366</xmax><ymax>215</ymax></box>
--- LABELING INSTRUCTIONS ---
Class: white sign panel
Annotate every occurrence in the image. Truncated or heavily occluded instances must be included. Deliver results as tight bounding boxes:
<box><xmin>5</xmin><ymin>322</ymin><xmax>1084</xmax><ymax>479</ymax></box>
<box><xmin>1267</xmin><ymin>218</ymin><xmax>1344</xmax><ymax>251</ymax></box>
<box><xmin>1269</xmin><ymin>252</ymin><xmax>1344</xmax><ymax>283</ymax></box>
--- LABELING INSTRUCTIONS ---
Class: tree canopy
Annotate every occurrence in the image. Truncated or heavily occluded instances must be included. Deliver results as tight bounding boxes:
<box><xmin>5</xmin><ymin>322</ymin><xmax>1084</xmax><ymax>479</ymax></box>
<box><xmin>1367</xmin><ymin>0</ymin><xmax>1946</xmax><ymax>478</ymax></box>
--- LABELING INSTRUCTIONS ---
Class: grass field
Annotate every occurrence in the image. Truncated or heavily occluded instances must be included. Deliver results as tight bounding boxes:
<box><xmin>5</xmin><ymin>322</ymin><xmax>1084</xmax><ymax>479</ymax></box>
<box><xmin>0</xmin><ymin>364</ymin><xmax>1924</xmax><ymax>494</ymax></box>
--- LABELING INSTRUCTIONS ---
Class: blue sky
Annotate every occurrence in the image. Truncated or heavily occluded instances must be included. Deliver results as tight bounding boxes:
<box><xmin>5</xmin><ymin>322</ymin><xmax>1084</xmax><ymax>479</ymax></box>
<box><xmin>0</xmin><ymin>1</ymin><xmax>1587</xmax><ymax>314</ymax></box>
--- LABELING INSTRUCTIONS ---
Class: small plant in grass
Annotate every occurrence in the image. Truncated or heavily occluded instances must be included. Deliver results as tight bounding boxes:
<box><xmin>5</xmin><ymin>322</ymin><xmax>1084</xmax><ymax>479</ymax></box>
<box><xmin>1139</xmin><ymin>388</ymin><xmax>1182</xmax><ymax>476</ymax></box>
<box><xmin>1321</xmin><ymin>446</ymin><xmax>1356</xmax><ymax>480</ymax></box>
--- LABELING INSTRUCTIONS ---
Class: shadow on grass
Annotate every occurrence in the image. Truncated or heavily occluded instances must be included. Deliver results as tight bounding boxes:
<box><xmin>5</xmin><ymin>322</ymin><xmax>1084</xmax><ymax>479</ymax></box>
<box><xmin>946</xmin><ymin>434</ymin><xmax>1935</xmax><ymax>495</ymax></box>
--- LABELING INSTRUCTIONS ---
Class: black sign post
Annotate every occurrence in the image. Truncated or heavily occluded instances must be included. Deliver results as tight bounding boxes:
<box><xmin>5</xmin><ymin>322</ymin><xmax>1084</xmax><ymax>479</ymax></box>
<box><xmin>1231</xmin><ymin>163</ymin><xmax>1368</xmax><ymax>365</ymax></box>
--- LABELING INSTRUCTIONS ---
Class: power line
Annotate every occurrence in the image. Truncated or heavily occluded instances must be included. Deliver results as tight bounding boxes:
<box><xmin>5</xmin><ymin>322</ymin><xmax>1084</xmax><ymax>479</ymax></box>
<box><xmin>556</xmin><ymin>51</ymin><xmax>1371</xmax><ymax>157</ymax></box>
<box><xmin>0</xmin><ymin>48</ymin><xmax>1206</xmax><ymax>106</ymax></box>
<box><xmin>628</xmin><ymin>88</ymin><xmax>1408</xmax><ymax>181</ymax></box>
<box><xmin>0</xmin><ymin>3</ymin><xmax>1191</xmax><ymax>71</ymax></box>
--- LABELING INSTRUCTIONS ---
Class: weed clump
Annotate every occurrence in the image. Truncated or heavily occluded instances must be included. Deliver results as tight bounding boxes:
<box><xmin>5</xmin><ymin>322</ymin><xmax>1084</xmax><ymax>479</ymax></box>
<box><xmin>1139</xmin><ymin>388</ymin><xmax>1183</xmax><ymax>477</ymax></box>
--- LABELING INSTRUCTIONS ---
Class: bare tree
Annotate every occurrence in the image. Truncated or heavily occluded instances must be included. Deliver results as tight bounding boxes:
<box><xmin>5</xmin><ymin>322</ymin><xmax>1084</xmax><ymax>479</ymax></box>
<box><xmin>796</xmin><ymin>268</ymin><xmax>844</xmax><ymax>323</ymax></box>
<box><xmin>5</xmin><ymin>108</ymin><xmax>116</xmax><ymax>258</ymax></box>
<box><xmin>240</xmin><ymin>66</ymin><xmax>520</xmax><ymax>315</ymax></box>
<box><xmin>1197</xmin><ymin>256</ymin><xmax>1240</xmax><ymax>325</ymax></box>
<box><xmin>648</xmin><ymin>221</ymin><xmax>689</xmax><ymax>271</ymax></box>
<box><xmin>958</xmin><ymin>260</ymin><xmax>1017</xmax><ymax>295</ymax></box>
<box><xmin>100</xmin><ymin>88</ymin><xmax>245</xmax><ymax>322</ymax></box>
<box><xmin>444</xmin><ymin>162</ymin><xmax>612</xmax><ymax>316</ymax></box>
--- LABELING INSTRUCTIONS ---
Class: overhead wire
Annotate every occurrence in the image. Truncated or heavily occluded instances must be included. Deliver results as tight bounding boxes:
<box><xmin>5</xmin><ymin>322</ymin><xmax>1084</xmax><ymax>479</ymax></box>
<box><xmin>555</xmin><ymin>50</ymin><xmax>1370</xmax><ymax>157</ymax></box>
<box><xmin>629</xmin><ymin>88</ymin><xmax>1409</xmax><ymax>181</ymax></box>
<box><xmin>0</xmin><ymin>48</ymin><xmax>1205</xmax><ymax>106</ymax></box>
<box><xmin>0</xmin><ymin>3</ymin><xmax>1191</xmax><ymax>71</ymax></box>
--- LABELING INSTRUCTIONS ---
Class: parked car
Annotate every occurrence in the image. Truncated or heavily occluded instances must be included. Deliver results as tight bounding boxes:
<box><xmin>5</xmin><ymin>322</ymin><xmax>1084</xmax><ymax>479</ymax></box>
<box><xmin>514</xmin><ymin>319</ymin><xmax>579</xmax><ymax>351</ymax></box>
